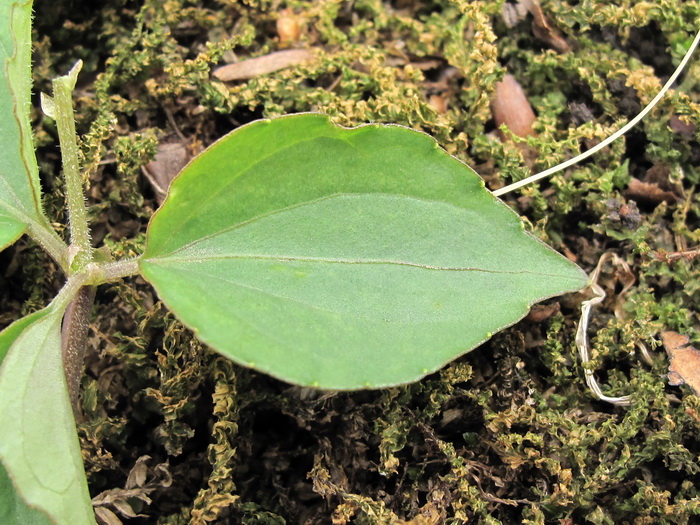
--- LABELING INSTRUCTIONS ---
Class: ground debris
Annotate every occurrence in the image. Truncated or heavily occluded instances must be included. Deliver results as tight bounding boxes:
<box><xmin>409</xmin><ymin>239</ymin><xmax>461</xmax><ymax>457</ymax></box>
<box><xmin>662</xmin><ymin>331</ymin><xmax>700</xmax><ymax>395</ymax></box>
<box><xmin>213</xmin><ymin>49</ymin><xmax>316</xmax><ymax>81</ymax></box>
<box><xmin>491</xmin><ymin>74</ymin><xmax>536</xmax><ymax>139</ymax></box>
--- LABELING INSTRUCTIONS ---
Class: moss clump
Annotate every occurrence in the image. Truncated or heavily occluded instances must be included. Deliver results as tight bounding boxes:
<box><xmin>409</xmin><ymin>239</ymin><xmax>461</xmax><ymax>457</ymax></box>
<box><xmin>4</xmin><ymin>0</ymin><xmax>696</xmax><ymax>522</ymax></box>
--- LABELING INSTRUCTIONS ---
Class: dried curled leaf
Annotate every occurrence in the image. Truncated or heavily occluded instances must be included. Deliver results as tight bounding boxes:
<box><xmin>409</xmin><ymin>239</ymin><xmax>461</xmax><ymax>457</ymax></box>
<box><xmin>523</xmin><ymin>0</ymin><xmax>571</xmax><ymax>53</ymax></box>
<box><xmin>662</xmin><ymin>331</ymin><xmax>700</xmax><ymax>395</ymax></box>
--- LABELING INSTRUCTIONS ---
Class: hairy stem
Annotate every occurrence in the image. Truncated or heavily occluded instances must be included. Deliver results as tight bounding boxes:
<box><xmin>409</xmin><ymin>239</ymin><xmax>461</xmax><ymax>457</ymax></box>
<box><xmin>59</xmin><ymin>258</ymin><xmax>140</xmax><ymax>415</ymax></box>
<box><xmin>51</xmin><ymin>61</ymin><xmax>92</xmax><ymax>270</ymax></box>
<box><xmin>98</xmin><ymin>258</ymin><xmax>142</xmax><ymax>282</ymax></box>
<box><xmin>61</xmin><ymin>285</ymin><xmax>95</xmax><ymax>418</ymax></box>
<box><xmin>27</xmin><ymin>221</ymin><xmax>70</xmax><ymax>271</ymax></box>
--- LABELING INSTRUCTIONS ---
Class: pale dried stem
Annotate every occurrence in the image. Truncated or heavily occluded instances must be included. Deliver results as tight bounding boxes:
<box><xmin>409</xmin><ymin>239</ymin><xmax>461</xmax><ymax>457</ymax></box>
<box><xmin>576</xmin><ymin>253</ymin><xmax>633</xmax><ymax>406</ymax></box>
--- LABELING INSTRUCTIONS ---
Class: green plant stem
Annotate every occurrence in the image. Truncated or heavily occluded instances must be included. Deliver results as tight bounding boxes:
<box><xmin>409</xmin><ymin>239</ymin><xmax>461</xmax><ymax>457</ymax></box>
<box><xmin>56</xmin><ymin>257</ymin><xmax>139</xmax><ymax>415</ymax></box>
<box><xmin>51</xmin><ymin>270</ymin><xmax>93</xmax><ymax>313</ymax></box>
<box><xmin>52</xmin><ymin>61</ymin><xmax>92</xmax><ymax>271</ymax></box>
<box><xmin>27</xmin><ymin>221</ymin><xmax>70</xmax><ymax>270</ymax></box>
<box><xmin>98</xmin><ymin>258</ymin><xmax>141</xmax><ymax>282</ymax></box>
<box><xmin>57</xmin><ymin>258</ymin><xmax>138</xmax><ymax>417</ymax></box>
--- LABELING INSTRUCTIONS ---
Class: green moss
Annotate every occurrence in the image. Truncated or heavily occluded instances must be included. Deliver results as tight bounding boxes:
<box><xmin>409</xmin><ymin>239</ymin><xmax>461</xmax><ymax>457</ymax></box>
<box><xmin>20</xmin><ymin>0</ymin><xmax>700</xmax><ymax>522</ymax></box>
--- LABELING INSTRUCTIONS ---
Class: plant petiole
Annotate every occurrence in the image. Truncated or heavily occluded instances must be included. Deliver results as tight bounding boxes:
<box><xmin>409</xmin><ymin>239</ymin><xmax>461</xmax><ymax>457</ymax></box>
<box><xmin>96</xmin><ymin>258</ymin><xmax>142</xmax><ymax>283</ymax></box>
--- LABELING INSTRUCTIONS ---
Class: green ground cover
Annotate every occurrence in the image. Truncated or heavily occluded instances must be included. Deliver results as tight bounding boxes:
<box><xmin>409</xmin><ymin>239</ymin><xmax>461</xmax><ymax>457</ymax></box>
<box><xmin>1</xmin><ymin>0</ymin><xmax>699</xmax><ymax>523</ymax></box>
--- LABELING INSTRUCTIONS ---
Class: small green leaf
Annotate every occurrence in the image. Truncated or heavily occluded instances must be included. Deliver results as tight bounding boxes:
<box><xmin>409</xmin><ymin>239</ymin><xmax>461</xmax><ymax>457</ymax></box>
<box><xmin>0</xmin><ymin>0</ymin><xmax>56</xmax><ymax>251</ymax></box>
<box><xmin>141</xmin><ymin>114</ymin><xmax>589</xmax><ymax>389</ymax></box>
<box><xmin>0</xmin><ymin>302</ymin><xmax>95</xmax><ymax>524</ymax></box>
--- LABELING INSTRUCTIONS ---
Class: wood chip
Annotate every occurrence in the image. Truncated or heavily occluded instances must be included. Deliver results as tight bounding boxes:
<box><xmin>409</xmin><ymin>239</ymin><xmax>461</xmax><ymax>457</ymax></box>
<box><xmin>213</xmin><ymin>49</ymin><xmax>315</xmax><ymax>81</ymax></box>
<box><xmin>662</xmin><ymin>331</ymin><xmax>700</xmax><ymax>394</ymax></box>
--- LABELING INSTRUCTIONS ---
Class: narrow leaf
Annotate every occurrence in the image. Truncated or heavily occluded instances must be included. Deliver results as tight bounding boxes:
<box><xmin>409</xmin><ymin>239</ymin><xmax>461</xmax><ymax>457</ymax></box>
<box><xmin>141</xmin><ymin>114</ymin><xmax>589</xmax><ymax>389</ymax></box>
<box><xmin>0</xmin><ymin>0</ymin><xmax>56</xmax><ymax>251</ymax></box>
<box><xmin>0</xmin><ymin>303</ymin><xmax>95</xmax><ymax>524</ymax></box>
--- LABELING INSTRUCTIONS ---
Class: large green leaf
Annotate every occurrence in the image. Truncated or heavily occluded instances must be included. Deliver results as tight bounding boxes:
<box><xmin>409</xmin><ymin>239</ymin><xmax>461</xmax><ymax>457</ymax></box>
<box><xmin>0</xmin><ymin>0</ymin><xmax>55</xmax><ymax>251</ymax></box>
<box><xmin>140</xmin><ymin>114</ymin><xmax>589</xmax><ymax>389</ymax></box>
<box><xmin>0</xmin><ymin>301</ymin><xmax>95</xmax><ymax>524</ymax></box>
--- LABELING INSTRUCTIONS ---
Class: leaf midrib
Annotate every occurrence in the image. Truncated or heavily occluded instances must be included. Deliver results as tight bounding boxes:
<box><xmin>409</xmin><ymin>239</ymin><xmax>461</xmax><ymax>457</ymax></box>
<box><xmin>145</xmin><ymin>253</ymin><xmax>583</xmax><ymax>281</ymax></box>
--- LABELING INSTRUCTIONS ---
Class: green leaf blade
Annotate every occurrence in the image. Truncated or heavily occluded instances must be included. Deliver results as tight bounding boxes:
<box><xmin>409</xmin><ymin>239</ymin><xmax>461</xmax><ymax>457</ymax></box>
<box><xmin>0</xmin><ymin>463</ymin><xmax>54</xmax><ymax>525</ymax></box>
<box><xmin>142</xmin><ymin>114</ymin><xmax>589</xmax><ymax>389</ymax></box>
<box><xmin>0</xmin><ymin>306</ymin><xmax>95</xmax><ymax>524</ymax></box>
<box><xmin>0</xmin><ymin>0</ymin><xmax>53</xmax><ymax>250</ymax></box>
<box><xmin>0</xmin><ymin>214</ymin><xmax>26</xmax><ymax>253</ymax></box>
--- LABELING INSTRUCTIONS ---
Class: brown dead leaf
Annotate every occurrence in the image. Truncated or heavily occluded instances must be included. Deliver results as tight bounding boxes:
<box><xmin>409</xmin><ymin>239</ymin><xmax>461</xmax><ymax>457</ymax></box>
<box><xmin>491</xmin><ymin>74</ymin><xmax>536</xmax><ymax>139</ymax></box>
<box><xmin>626</xmin><ymin>163</ymin><xmax>684</xmax><ymax>205</ymax></box>
<box><xmin>213</xmin><ymin>49</ymin><xmax>316</xmax><ymax>81</ymax></box>
<box><xmin>142</xmin><ymin>141</ymin><xmax>192</xmax><ymax>204</ymax></box>
<box><xmin>527</xmin><ymin>302</ymin><xmax>560</xmax><ymax>322</ymax></box>
<box><xmin>92</xmin><ymin>456</ymin><xmax>173</xmax><ymax>522</ymax></box>
<box><xmin>95</xmin><ymin>507</ymin><xmax>123</xmax><ymax>525</ymax></box>
<box><xmin>662</xmin><ymin>331</ymin><xmax>700</xmax><ymax>395</ymax></box>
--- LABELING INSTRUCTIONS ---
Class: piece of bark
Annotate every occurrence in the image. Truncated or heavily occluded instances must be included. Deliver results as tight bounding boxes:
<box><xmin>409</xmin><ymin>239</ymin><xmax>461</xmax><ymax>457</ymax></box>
<box><xmin>662</xmin><ymin>331</ymin><xmax>700</xmax><ymax>395</ymax></box>
<box><xmin>213</xmin><ymin>49</ymin><xmax>315</xmax><ymax>81</ymax></box>
<box><xmin>491</xmin><ymin>74</ymin><xmax>536</xmax><ymax>139</ymax></box>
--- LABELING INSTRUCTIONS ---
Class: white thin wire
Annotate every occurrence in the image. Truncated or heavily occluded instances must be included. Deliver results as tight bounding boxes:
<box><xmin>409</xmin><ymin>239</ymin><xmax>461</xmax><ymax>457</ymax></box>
<box><xmin>492</xmin><ymin>27</ymin><xmax>700</xmax><ymax>198</ymax></box>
